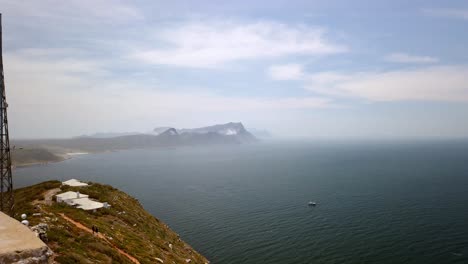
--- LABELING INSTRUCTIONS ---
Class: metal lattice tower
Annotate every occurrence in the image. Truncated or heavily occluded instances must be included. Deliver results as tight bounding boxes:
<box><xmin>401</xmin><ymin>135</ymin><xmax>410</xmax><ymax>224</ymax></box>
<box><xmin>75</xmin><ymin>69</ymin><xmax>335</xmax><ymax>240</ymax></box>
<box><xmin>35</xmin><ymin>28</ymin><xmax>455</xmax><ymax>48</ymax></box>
<box><xmin>0</xmin><ymin>13</ymin><xmax>14</xmax><ymax>216</ymax></box>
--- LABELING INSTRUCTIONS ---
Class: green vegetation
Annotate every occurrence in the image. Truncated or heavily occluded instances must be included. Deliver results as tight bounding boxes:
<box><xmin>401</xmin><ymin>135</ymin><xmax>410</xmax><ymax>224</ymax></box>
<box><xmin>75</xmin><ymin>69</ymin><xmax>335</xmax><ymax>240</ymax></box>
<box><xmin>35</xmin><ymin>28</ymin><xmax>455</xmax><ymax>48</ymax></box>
<box><xmin>11</xmin><ymin>147</ymin><xmax>66</xmax><ymax>167</ymax></box>
<box><xmin>14</xmin><ymin>180</ymin><xmax>62</xmax><ymax>216</ymax></box>
<box><xmin>14</xmin><ymin>181</ymin><xmax>209</xmax><ymax>264</ymax></box>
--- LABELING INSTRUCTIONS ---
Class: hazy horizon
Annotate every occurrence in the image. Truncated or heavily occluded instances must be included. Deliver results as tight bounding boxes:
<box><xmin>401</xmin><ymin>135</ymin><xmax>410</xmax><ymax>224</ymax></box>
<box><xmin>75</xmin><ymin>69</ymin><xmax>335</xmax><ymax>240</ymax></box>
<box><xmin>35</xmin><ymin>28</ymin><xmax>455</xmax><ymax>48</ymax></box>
<box><xmin>2</xmin><ymin>0</ymin><xmax>468</xmax><ymax>139</ymax></box>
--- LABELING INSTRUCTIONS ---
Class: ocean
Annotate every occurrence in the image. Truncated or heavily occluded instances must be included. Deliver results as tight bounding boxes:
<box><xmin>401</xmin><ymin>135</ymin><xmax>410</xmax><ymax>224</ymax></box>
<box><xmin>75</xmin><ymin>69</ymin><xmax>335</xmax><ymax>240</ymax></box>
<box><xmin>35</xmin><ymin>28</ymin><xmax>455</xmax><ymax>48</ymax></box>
<box><xmin>14</xmin><ymin>140</ymin><xmax>468</xmax><ymax>264</ymax></box>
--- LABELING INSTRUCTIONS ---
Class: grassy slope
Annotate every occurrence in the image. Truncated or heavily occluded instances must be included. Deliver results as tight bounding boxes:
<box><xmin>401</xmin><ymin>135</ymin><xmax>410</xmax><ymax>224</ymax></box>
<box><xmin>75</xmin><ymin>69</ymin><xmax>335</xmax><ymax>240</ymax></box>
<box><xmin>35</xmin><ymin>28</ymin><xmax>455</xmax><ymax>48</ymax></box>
<box><xmin>11</xmin><ymin>148</ymin><xmax>66</xmax><ymax>167</ymax></box>
<box><xmin>14</xmin><ymin>181</ymin><xmax>209</xmax><ymax>264</ymax></box>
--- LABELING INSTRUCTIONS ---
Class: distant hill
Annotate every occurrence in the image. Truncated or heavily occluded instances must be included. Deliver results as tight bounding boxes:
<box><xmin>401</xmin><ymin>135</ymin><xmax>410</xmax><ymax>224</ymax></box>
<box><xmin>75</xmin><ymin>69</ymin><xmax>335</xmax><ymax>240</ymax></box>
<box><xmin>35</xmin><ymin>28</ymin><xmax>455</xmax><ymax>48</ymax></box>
<box><xmin>11</xmin><ymin>122</ymin><xmax>258</xmax><ymax>167</ymax></box>
<box><xmin>11</xmin><ymin>147</ymin><xmax>66</xmax><ymax>167</ymax></box>
<box><xmin>179</xmin><ymin>122</ymin><xmax>245</xmax><ymax>134</ymax></box>
<box><xmin>152</xmin><ymin>127</ymin><xmax>174</xmax><ymax>135</ymax></box>
<box><xmin>176</xmin><ymin>122</ymin><xmax>257</xmax><ymax>143</ymax></box>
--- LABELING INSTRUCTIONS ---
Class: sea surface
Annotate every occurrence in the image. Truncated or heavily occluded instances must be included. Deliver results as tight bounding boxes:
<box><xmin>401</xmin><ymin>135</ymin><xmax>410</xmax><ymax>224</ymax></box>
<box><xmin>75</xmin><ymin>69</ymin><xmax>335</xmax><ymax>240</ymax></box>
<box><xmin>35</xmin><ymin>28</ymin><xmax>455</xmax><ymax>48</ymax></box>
<box><xmin>14</xmin><ymin>140</ymin><xmax>468</xmax><ymax>264</ymax></box>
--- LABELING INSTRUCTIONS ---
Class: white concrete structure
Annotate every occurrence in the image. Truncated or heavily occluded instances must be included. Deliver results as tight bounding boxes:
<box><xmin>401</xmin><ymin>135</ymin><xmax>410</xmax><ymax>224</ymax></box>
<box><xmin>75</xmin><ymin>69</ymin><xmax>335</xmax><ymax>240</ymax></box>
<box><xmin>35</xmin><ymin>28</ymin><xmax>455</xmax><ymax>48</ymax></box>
<box><xmin>73</xmin><ymin>198</ymin><xmax>109</xmax><ymax>211</ymax></box>
<box><xmin>62</xmin><ymin>179</ymin><xmax>88</xmax><ymax>187</ymax></box>
<box><xmin>56</xmin><ymin>191</ymin><xmax>89</xmax><ymax>204</ymax></box>
<box><xmin>54</xmin><ymin>184</ymin><xmax>111</xmax><ymax>211</ymax></box>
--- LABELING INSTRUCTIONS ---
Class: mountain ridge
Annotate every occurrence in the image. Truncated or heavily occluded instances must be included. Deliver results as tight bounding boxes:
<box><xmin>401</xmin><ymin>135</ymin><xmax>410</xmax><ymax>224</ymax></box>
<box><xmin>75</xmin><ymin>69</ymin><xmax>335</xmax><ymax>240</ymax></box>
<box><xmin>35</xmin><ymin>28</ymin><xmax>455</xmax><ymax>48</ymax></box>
<box><xmin>153</xmin><ymin>122</ymin><xmax>257</xmax><ymax>143</ymax></box>
<box><xmin>12</xmin><ymin>122</ymin><xmax>258</xmax><ymax>167</ymax></box>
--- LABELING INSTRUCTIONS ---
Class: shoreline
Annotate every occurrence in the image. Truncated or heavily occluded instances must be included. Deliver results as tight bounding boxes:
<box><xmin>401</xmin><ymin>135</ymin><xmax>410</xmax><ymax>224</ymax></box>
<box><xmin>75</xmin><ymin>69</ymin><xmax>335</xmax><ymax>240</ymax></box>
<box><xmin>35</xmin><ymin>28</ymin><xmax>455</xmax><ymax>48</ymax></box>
<box><xmin>13</xmin><ymin>152</ymin><xmax>89</xmax><ymax>169</ymax></box>
<box><xmin>13</xmin><ymin>149</ymin><xmax>123</xmax><ymax>169</ymax></box>
<box><xmin>12</xmin><ymin>143</ymin><xmax>246</xmax><ymax>169</ymax></box>
<box><xmin>13</xmin><ymin>156</ymin><xmax>70</xmax><ymax>169</ymax></box>
<box><xmin>65</xmin><ymin>152</ymin><xmax>89</xmax><ymax>156</ymax></box>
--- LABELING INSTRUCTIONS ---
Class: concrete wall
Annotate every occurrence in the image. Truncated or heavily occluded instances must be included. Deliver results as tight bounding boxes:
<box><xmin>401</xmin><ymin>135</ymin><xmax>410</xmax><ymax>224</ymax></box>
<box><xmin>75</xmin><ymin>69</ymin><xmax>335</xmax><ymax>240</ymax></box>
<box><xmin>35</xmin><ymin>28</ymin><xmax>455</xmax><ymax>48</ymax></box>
<box><xmin>0</xmin><ymin>212</ymin><xmax>52</xmax><ymax>263</ymax></box>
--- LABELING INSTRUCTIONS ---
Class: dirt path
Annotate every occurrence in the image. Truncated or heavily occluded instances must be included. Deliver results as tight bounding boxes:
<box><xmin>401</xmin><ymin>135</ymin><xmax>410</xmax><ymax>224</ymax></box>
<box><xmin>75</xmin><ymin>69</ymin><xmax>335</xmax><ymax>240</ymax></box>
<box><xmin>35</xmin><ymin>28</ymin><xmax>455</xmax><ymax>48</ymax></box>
<box><xmin>32</xmin><ymin>188</ymin><xmax>61</xmax><ymax>206</ymax></box>
<box><xmin>58</xmin><ymin>213</ymin><xmax>140</xmax><ymax>264</ymax></box>
<box><xmin>44</xmin><ymin>188</ymin><xmax>61</xmax><ymax>204</ymax></box>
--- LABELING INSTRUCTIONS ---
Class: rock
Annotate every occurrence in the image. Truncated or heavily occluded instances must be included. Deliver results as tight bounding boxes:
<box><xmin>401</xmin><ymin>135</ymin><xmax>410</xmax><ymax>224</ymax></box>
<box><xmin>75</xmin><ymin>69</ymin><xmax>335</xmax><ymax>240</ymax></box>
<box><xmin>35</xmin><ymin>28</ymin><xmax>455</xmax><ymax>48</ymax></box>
<box><xmin>31</xmin><ymin>223</ymin><xmax>49</xmax><ymax>242</ymax></box>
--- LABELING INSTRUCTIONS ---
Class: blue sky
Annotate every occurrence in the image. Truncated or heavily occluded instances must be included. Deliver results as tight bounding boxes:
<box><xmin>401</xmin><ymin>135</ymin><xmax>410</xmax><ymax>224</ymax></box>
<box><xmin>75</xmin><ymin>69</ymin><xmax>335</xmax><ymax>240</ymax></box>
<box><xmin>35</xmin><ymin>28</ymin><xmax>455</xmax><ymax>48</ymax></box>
<box><xmin>1</xmin><ymin>0</ymin><xmax>468</xmax><ymax>138</ymax></box>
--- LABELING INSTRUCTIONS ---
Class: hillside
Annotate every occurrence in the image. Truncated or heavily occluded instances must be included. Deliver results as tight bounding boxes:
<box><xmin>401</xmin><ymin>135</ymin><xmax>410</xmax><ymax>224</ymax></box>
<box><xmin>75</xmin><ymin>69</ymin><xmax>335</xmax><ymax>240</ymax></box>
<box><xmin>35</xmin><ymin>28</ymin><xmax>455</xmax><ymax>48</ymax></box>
<box><xmin>14</xmin><ymin>181</ymin><xmax>209</xmax><ymax>264</ymax></box>
<box><xmin>11</xmin><ymin>147</ymin><xmax>67</xmax><ymax>167</ymax></box>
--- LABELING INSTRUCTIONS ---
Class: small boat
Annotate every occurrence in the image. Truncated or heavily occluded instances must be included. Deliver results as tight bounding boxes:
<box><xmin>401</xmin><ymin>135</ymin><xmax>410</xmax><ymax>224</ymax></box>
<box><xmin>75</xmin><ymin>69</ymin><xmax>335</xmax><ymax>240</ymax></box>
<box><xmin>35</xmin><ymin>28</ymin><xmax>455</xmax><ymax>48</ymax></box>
<box><xmin>308</xmin><ymin>201</ymin><xmax>317</xmax><ymax>206</ymax></box>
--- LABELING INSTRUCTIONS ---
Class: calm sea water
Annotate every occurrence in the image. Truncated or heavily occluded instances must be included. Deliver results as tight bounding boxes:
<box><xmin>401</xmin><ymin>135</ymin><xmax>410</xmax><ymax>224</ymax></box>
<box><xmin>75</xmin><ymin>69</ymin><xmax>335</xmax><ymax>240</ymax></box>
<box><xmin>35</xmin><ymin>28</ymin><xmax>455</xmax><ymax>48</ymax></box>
<box><xmin>14</xmin><ymin>140</ymin><xmax>468</xmax><ymax>264</ymax></box>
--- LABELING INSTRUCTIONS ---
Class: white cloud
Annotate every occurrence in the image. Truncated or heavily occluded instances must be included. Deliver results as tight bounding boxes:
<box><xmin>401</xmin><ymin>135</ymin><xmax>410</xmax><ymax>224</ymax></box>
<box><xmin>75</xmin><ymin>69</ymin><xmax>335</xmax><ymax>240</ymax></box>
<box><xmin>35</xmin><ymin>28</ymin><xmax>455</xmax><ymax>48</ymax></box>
<box><xmin>267</xmin><ymin>64</ymin><xmax>304</xmax><ymax>80</ymax></box>
<box><xmin>132</xmin><ymin>21</ymin><xmax>346</xmax><ymax>68</ymax></box>
<box><xmin>306</xmin><ymin>66</ymin><xmax>468</xmax><ymax>102</ymax></box>
<box><xmin>423</xmin><ymin>8</ymin><xmax>468</xmax><ymax>20</ymax></box>
<box><xmin>384</xmin><ymin>53</ymin><xmax>438</xmax><ymax>64</ymax></box>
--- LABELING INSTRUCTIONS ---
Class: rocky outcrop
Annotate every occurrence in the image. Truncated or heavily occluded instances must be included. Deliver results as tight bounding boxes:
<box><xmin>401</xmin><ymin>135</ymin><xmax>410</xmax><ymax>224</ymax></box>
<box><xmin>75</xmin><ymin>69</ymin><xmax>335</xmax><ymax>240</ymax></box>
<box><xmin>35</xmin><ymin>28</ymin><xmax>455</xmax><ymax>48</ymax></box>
<box><xmin>31</xmin><ymin>223</ymin><xmax>49</xmax><ymax>243</ymax></box>
<box><xmin>0</xmin><ymin>246</ymin><xmax>52</xmax><ymax>264</ymax></box>
<box><xmin>0</xmin><ymin>212</ymin><xmax>53</xmax><ymax>264</ymax></box>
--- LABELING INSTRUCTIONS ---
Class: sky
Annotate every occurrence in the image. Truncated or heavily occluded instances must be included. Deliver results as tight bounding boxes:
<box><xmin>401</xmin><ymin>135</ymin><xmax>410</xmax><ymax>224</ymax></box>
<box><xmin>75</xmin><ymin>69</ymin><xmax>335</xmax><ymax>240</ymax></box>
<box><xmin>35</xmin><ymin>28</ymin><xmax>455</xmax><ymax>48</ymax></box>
<box><xmin>1</xmin><ymin>0</ymin><xmax>468</xmax><ymax>139</ymax></box>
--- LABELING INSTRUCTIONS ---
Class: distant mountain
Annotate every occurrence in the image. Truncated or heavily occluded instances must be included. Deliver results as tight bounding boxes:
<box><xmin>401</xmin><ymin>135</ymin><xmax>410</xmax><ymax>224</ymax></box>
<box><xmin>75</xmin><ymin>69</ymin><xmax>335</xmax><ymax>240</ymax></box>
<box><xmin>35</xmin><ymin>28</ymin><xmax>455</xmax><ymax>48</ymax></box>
<box><xmin>177</xmin><ymin>122</ymin><xmax>257</xmax><ymax>143</ymax></box>
<box><xmin>152</xmin><ymin>127</ymin><xmax>174</xmax><ymax>135</ymax></box>
<box><xmin>158</xmin><ymin>128</ymin><xmax>179</xmax><ymax>136</ymax></box>
<box><xmin>180</xmin><ymin>122</ymin><xmax>243</xmax><ymax>135</ymax></box>
<box><xmin>14</xmin><ymin>122</ymin><xmax>258</xmax><ymax>157</ymax></box>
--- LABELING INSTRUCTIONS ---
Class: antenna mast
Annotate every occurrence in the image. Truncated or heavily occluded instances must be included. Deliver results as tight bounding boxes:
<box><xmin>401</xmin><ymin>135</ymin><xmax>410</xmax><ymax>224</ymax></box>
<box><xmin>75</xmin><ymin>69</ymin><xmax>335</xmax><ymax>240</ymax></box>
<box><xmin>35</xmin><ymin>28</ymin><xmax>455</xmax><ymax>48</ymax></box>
<box><xmin>0</xmin><ymin>13</ymin><xmax>14</xmax><ymax>216</ymax></box>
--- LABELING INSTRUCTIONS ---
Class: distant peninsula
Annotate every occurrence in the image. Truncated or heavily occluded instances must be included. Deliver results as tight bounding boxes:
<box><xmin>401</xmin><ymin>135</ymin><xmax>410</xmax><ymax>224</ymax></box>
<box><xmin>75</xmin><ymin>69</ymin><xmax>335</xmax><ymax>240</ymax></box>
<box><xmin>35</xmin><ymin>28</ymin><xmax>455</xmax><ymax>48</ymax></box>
<box><xmin>11</xmin><ymin>122</ymin><xmax>258</xmax><ymax>167</ymax></box>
